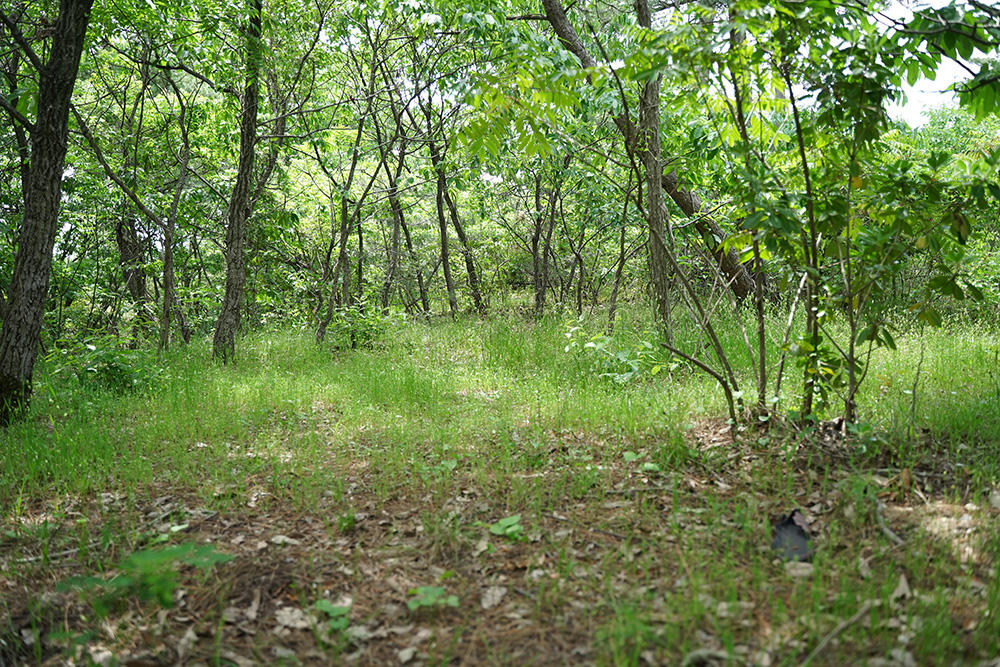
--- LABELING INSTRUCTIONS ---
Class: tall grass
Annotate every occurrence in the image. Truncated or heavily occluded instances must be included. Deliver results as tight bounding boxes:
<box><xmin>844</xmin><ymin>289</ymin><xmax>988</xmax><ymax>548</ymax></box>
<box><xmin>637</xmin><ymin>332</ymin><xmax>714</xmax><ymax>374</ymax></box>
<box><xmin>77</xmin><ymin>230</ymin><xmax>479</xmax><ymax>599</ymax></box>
<box><xmin>3</xmin><ymin>307</ymin><xmax>999</xmax><ymax>515</ymax></box>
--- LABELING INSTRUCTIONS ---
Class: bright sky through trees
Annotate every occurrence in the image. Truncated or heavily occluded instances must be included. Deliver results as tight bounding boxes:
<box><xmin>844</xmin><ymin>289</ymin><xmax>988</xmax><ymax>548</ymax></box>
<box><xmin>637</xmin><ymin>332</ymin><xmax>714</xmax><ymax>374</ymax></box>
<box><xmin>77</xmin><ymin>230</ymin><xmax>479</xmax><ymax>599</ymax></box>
<box><xmin>883</xmin><ymin>1</ymin><xmax>975</xmax><ymax>126</ymax></box>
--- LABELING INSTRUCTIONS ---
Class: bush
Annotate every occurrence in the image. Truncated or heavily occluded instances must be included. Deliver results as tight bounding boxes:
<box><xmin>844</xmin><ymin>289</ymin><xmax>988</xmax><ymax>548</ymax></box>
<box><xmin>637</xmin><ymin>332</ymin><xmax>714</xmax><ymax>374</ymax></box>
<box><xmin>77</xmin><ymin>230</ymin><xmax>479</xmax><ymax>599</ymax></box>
<box><xmin>45</xmin><ymin>336</ymin><xmax>166</xmax><ymax>395</ymax></box>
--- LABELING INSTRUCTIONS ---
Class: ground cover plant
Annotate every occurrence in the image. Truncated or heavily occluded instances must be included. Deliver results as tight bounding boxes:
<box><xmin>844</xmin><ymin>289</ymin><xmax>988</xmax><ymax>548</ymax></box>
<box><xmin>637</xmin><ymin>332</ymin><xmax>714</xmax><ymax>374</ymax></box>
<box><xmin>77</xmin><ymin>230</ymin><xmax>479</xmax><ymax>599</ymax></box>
<box><xmin>3</xmin><ymin>0</ymin><xmax>1000</xmax><ymax>664</ymax></box>
<box><xmin>2</xmin><ymin>311</ymin><xmax>999</xmax><ymax>666</ymax></box>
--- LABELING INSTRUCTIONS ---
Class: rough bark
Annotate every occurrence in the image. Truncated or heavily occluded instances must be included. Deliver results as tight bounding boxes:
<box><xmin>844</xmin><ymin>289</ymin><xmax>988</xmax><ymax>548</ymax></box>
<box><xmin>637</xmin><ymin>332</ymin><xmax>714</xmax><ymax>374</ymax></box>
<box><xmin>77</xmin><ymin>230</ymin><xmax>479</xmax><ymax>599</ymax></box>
<box><xmin>661</xmin><ymin>171</ymin><xmax>754</xmax><ymax>299</ymax></box>
<box><xmin>0</xmin><ymin>0</ymin><xmax>94</xmax><ymax>424</ymax></box>
<box><xmin>213</xmin><ymin>0</ymin><xmax>262</xmax><ymax>363</ymax></box>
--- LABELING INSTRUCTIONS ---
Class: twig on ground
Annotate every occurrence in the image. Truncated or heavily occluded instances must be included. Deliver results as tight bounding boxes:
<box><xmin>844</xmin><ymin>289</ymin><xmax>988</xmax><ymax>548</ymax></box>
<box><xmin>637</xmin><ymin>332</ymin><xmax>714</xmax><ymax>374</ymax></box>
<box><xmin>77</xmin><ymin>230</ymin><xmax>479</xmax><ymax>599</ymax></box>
<box><xmin>13</xmin><ymin>543</ymin><xmax>95</xmax><ymax>564</ymax></box>
<box><xmin>798</xmin><ymin>600</ymin><xmax>874</xmax><ymax>667</ymax></box>
<box><xmin>681</xmin><ymin>648</ymin><xmax>732</xmax><ymax>666</ymax></box>
<box><xmin>874</xmin><ymin>499</ymin><xmax>905</xmax><ymax>546</ymax></box>
<box><xmin>513</xmin><ymin>587</ymin><xmax>536</xmax><ymax>600</ymax></box>
<box><xmin>541</xmin><ymin>512</ymin><xmax>627</xmax><ymax>540</ymax></box>
<box><xmin>603</xmin><ymin>485</ymin><xmax>671</xmax><ymax>495</ymax></box>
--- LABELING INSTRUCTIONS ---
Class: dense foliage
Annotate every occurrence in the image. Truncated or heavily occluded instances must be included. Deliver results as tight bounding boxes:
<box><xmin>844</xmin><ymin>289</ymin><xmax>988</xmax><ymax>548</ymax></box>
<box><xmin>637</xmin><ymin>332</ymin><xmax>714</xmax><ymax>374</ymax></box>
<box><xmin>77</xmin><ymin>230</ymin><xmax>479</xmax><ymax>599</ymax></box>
<box><xmin>1</xmin><ymin>0</ymin><xmax>999</xmax><ymax>424</ymax></box>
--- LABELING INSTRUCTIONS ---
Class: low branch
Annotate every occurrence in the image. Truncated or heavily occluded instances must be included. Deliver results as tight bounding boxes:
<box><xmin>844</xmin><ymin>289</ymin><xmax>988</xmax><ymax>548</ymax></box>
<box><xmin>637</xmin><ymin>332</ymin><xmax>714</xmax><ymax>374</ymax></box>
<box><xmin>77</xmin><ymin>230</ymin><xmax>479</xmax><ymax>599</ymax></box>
<box><xmin>0</xmin><ymin>94</ymin><xmax>35</xmax><ymax>131</ymax></box>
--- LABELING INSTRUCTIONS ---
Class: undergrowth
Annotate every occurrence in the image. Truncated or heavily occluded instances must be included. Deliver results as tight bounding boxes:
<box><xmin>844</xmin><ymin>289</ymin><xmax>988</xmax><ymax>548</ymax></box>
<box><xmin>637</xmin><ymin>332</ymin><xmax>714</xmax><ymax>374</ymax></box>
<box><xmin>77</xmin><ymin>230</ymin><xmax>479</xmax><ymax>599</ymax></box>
<box><xmin>1</xmin><ymin>308</ymin><xmax>998</xmax><ymax>665</ymax></box>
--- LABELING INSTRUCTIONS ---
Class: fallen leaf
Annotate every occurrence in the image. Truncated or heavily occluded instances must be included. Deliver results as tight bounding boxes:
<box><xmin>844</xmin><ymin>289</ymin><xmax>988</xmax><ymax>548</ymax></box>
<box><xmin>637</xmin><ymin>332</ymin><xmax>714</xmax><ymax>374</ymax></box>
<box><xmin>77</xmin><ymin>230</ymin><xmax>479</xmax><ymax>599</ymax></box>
<box><xmin>274</xmin><ymin>607</ymin><xmax>312</xmax><ymax>629</ymax></box>
<box><xmin>891</xmin><ymin>574</ymin><xmax>911</xmax><ymax>604</ymax></box>
<box><xmin>481</xmin><ymin>586</ymin><xmax>507</xmax><ymax>610</ymax></box>
<box><xmin>346</xmin><ymin>625</ymin><xmax>374</xmax><ymax>642</ymax></box>
<box><xmin>246</xmin><ymin>588</ymin><xmax>261</xmax><ymax>621</ymax></box>
<box><xmin>784</xmin><ymin>561</ymin><xmax>814</xmax><ymax>578</ymax></box>
<box><xmin>176</xmin><ymin>627</ymin><xmax>198</xmax><ymax>661</ymax></box>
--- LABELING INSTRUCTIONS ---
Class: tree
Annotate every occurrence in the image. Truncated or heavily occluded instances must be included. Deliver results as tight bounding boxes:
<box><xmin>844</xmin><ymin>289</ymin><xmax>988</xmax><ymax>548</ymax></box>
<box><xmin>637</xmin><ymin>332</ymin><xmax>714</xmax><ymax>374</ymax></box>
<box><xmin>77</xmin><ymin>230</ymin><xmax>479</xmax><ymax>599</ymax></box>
<box><xmin>213</xmin><ymin>0</ymin><xmax>263</xmax><ymax>362</ymax></box>
<box><xmin>0</xmin><ymin>0</ymin><xmax>95</xmax><ymax>425</ymax></box>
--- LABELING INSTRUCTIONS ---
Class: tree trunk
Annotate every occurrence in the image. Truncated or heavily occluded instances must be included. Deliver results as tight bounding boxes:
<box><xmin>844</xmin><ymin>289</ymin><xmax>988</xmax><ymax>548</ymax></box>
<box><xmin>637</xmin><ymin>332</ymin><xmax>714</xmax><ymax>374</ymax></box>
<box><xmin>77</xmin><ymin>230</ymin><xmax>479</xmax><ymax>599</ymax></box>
<box><xmin>444</xmin><ymin>178</ymin><xmax>486</xmax><ymax>316</ymax></box>
<box><xmin>213</xmin><ymin>0</ymin><xmax>261</xmax><ymax>363</ymax></box>
<box><xmin>561</xmin><ymin>206</ymin><xmax>586</xmax><ymax>317</ymax></box>
<box><xmin>531</xmin><ymin>173</ymin><xmax>545</xmax><ymax>314</ymax></box>
<box><xmin>212</xmin><ymin>1</ymin><xmax>260</xmax><ymax>358</ymax></box>
<box><xmin>532</xmin><ymin>169</ymin><xmax>562</xmax><ymax>315</ymax></box>
<box><xmin>430</xmin><ymin>143</ymin><xmax>458</xmax><ymax>318</ymax></box>
<box><xmin>607</xmin><ymin>223</ymin><xmax>628</xmax><ymax>334</ymax></box>
<box><xmin>380</xmin><ymin>150</ymin><xmax>405</xmax><ymax>310</ymax></box>
<box><xmin>356</xmin><ymin>214</ymin><xmax>364</xmax><ymax>307</ymax></box>
<box><xmin>661</xmin><ymin>171</ymin><xmax>755</xmax><ymax>300</ymax></box>
<box><xmin>0</xmin><ymin>0</ymin><xmax>94</xmax><ymax>424</ymax></box>
<box><xmin>401</xmin><ymin>217</ymin><xmax>430</xmax><ymax>316</ymax></box>
<box><xmin>161</xmin><ymin>115</ymin><xmax>191</xmax><ymax>351</ymax></box>
<box><xmin>317</xmin><ymin>196</ymin><xmax>351</xmax><ymax>342</ymax></box>
<box><xmin>338</xmin><ymin>199</ymin><xmax>352</xmax><ymax>306</ymax></box>
<box><xmin>640</xmin><ymin>101</ymin><xmax>673</xmax><ymax>339</ymax></box>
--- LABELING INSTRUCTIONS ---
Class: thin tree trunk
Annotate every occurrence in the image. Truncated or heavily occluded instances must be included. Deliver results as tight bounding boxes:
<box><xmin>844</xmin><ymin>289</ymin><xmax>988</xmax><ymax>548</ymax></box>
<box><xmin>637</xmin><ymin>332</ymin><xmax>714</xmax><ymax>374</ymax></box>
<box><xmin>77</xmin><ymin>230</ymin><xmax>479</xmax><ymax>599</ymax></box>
<box><xmin>160</xmin><ymin>88</ymin><xmax>191</xmax><ymax>351</ymax></box>
<box><xmin>634</xmin><ymin>0</ymin><xmax>673</xmax><ymax>342</ymax></box>
<box><xmin>531</xmin><ymin>173</ymin><xmax>545</xmax><ymax>314</ymax></box>
<box><xmin>541</xmin><ymin>193</ymin><xmax>558</xmax><ymax>312</ymax></box>
<box><xmin>556</xmin><ymin>196</ymin><xmax>586</xmax><ymax>315</ymax></box>
<box><xmin>317</xmin><ymin>196</ymin><xmax>351</xmax><ymax>342</ymax></box>
<box><xmin>444</xmin><ymin>184</ymin><xmax>486</xmax><ymax>316</ymax></box>
<box><xmin>380</xmin><ymin>149</ymin><xmax>405</xmax><ymax>310</ymax></box>
<box><xmin>114</xmin><ymin>53</ymin><xmax>151</xmax><ymax>319</ymax></box>
<box><xmin>0</xmin><ymin>0</ymin><xmax>94</xmax><ymax>424</ymax></box>
<box><xmin>532</xmin><ymin>167</ymin><xmax>564</xmax><ymax>315</ymax></box>
<box><xmin>607</xmin><ymin>175</ymin><xmax>634</xmax><ymax>334</ymax></box>
<box><xmin>338</xmin><ymin>199</ymin><xmax>352</xmax><ymax>306</ymax></box>
<box><xmin>356</xmin><ymin>213</ymin><xmax>364</xmax><ymax>307</ymax></box>
<box><xmin>401</xmin><ymin>217</ymin><xmax>430</xmax><ymax>316</ymax></box>
<box><xmin>213</xmin><ymin>0</ymin><xmax>262</xmax><ymax>363</ymax></box>
<box><xmin>607</xmin><ymin>223</ymin><xmax>629</xmax><ymax>334</ymax></box>
<box><xmin>430</xmin><ymin>142</ymin><xmax>458</xmax><ymax>318</ymax></box>
<box><xmin>382</xmin><ymin>189</ymin><xmax>402</xmax><ymax>310</ymax></box>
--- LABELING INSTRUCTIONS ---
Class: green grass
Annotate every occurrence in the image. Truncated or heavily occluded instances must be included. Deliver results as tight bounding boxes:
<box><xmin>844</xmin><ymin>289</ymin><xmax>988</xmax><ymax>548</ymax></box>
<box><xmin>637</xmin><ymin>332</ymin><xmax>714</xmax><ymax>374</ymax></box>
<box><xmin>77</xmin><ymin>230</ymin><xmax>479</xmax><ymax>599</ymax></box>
<box><xmin>1</xmin><ymin>308</ymin><xmax>999</xmax><ymax>665</ymax></box>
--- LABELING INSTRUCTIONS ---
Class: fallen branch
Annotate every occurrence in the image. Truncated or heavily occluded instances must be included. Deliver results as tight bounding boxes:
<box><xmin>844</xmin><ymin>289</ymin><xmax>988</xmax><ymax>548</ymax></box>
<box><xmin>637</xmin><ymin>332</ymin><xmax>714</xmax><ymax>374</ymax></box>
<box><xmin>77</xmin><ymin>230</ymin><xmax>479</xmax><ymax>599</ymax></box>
<box><xmin>799</xmin><ymin>600</ymin><xmax>875</xmax><ymax>667</ymax></box>
<box><xmin>875</xmin><ymin>499</ymin><xmax>905</xmax><ymax>546</ymax></box>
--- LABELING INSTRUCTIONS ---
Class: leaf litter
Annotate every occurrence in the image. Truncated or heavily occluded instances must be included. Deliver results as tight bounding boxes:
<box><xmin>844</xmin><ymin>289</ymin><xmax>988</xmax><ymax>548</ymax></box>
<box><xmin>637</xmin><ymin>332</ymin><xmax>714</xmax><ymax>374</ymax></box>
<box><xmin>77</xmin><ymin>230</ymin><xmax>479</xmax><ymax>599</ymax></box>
<box><xmin>0</xmin><ymin>419</ymin><xmax>998</xmax><ymax>665</ymax></box>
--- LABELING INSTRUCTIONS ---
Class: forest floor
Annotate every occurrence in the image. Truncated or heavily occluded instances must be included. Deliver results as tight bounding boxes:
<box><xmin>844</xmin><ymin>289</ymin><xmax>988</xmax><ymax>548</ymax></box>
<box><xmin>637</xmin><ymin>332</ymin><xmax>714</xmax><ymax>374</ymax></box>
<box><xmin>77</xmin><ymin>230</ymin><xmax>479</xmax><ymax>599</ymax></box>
<box><xmin>2</xmin><ymin>315</ymin><xmax>1000</xmax><ymax>666</ymax></box>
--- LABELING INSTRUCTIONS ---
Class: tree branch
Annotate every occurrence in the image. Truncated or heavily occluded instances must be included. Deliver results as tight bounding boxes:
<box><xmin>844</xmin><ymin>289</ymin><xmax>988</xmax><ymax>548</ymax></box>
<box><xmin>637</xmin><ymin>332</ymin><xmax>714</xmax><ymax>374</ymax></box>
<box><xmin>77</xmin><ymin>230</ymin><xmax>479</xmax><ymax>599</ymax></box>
<box><xmin>0</xmin><ymin>9</ymin><xmax>44</xmax><ymax>71</ymax></box>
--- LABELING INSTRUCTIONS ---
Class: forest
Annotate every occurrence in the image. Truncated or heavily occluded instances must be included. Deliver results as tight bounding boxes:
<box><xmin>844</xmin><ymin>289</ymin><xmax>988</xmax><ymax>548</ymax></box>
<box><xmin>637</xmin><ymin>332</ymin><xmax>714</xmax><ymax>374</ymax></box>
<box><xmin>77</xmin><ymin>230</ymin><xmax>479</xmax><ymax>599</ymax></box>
<box><xmin>2</xmin><ymin>0</ymin><xmax>1000</xmax><ymax>664</ymax></box>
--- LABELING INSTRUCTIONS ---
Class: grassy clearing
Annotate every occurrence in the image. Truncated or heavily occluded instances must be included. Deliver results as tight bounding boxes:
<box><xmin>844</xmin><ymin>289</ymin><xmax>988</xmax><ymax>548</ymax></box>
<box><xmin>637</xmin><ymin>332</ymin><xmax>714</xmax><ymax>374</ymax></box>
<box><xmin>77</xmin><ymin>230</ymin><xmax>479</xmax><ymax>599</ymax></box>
<box><xmin>1</xmin><ymin>310</ymin><xmax>999</xmax><ymax>666</ymax></box>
